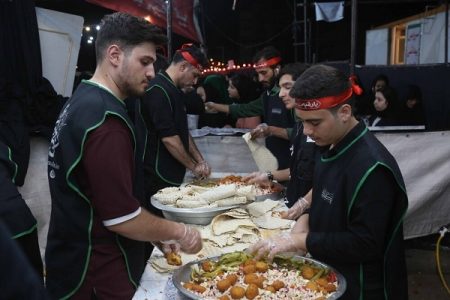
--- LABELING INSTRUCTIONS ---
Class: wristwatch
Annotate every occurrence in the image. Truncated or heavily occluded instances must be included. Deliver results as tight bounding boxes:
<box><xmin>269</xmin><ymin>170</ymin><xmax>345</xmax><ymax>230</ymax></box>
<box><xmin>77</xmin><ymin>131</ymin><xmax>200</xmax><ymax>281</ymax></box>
<box><xmin>266</xmin><ymin>171</ymin><xmax>274</xmax><ymax>182</ymax></box>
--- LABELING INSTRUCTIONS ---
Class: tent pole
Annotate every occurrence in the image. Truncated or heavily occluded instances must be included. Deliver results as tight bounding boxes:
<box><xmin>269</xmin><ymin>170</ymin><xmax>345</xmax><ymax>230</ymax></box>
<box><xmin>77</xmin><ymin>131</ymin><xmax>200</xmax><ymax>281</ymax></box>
<box><xmin>166</xmin><ymin>0</ymin><xmax>173</xmax><ymax>61</ymax></box>
<box><xmin>445</xmin><ymin>0</ymin><xmax>448</xmax><ymax>64</ymax></box>
<box><xmin>350</xmin><ymin>0</ymin><xmax>357</xmax><ymax>74</ymax></box>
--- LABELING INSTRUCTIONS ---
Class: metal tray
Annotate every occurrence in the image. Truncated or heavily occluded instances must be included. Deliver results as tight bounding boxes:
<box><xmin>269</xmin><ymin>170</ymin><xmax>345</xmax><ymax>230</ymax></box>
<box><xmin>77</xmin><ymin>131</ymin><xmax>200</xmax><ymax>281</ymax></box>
<box><xmin>172</xmin><ymin>255</ymin><xmax>347</xmax><ymax>300</ymax></box>
<box><xmin>150</xmin><ymin>197</ymin><xmax>239</xmax><ymax>225</ymax></box>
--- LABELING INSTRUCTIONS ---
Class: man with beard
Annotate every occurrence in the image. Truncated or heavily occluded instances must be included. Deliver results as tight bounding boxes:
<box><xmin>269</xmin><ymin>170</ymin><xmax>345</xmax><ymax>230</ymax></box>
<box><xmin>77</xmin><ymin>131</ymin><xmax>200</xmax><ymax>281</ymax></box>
<box><xmin>206</xmin><ymin>46</ymin><xmax>296</xmax><ymax>170</ymax></box>
<box><xmin>244</xmin><ymin>63</ymin><xmax>319</xmax><ymax>217</ymax></box>
<box><xmin>249</xmin><ymin>65</ymin><xmax>408</xmax><ymax>300</ymax></box>
<box><xmin>141</xmin><ymin>44</ymin><xmax>211</xmax><ymax>206</ymax></box>
<box><xmin>46</xmin><ymin>13</ymin><xmax>202</xmax><ymax>300</ymax></box>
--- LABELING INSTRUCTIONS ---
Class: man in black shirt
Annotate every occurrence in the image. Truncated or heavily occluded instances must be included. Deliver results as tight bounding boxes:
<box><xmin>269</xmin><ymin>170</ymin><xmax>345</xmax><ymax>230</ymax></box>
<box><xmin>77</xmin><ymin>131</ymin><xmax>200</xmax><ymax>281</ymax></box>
<box><xmin>141</xmin><ymin>44</ymin><xmax>211</xmax><ymax>205</ymax></box>
<box><xmin>249</xmin><ymin>65</ymin><xmax>408</xmax><ymax>300</ymax></box>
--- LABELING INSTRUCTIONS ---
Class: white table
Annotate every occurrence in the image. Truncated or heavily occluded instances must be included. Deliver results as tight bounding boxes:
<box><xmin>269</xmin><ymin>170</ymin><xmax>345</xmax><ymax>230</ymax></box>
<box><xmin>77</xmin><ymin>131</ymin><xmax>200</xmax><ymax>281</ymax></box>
<box><xmin>133</xmin><ymin>249</ymin><xmax>185</xmax><ymax>300</ymax></box>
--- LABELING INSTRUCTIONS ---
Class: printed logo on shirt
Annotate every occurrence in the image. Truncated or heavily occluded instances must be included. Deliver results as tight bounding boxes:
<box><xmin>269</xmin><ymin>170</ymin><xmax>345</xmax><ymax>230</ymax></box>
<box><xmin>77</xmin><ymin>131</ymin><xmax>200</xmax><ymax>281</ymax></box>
<box><xmin>271</xmin><ymin>108</ymin><xmax>282</xmax><ymax>114</ymax></box>
<box><xmin>290</xmin><ymin>145</ymin><xmax>294</xmax><ymax>156</ymax></box>
<box><xmin>321</xmin><ymin>188</ymin><xmax>334</xmax><ymax>204</ymax></box>
<box><xmin>48</xmin><ymin>103</ymin><xmax>70</xmax><ymax>176</ymax></box>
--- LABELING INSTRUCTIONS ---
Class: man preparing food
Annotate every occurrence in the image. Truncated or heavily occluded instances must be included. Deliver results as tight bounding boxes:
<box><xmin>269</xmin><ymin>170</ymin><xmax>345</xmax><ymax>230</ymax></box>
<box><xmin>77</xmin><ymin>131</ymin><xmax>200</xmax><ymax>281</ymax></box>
<box><xmin>249</xmin><ymin>64</ymin><xmax>408</xmax><ymax>300</ymax></box>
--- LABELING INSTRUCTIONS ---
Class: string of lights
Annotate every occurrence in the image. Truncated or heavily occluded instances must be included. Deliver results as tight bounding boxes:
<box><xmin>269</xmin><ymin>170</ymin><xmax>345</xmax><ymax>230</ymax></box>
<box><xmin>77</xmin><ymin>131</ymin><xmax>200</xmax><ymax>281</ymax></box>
<box><xmin>82</xmin><ymin>24</ymin><xmax>101</xmax><ymax>44</ymax></box>
<box><xmin>201</xmin><ymin>58</ymin><xmax>256</xmax><ymax>76</ymax></box>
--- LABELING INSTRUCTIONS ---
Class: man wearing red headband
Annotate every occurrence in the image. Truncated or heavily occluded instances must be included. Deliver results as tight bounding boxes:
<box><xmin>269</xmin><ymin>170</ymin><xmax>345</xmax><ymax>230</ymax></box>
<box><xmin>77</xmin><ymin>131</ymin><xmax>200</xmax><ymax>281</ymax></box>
<box><xmin>249</xmin><ymin>64</ymin><xmax>408</xmax><ymax>300</ymax></box>
<box><xmin>141</xmin><ymin>44</ymin><xmax>211</xmax><ymax>209</ymax></box>
<box><xmin>206</xmin><ymin>46</ymin><xmax>296</xmax><ymax>171</ymax></box>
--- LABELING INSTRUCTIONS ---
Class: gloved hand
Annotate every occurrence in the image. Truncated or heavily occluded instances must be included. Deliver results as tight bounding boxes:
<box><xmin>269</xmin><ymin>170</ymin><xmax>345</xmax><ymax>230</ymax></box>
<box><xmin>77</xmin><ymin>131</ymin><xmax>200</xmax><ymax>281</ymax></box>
<box><xmin>193</xmin><ymin>161</ymin><xmax>211</xmax><ymax>179</ymax></box>
<box><xmin>243</xmin><ymin>171</ymin><xmax>270</xmax><ymax>185</ymax></box>
<box><xmin>177</xmin><ymin>224</ymin><xmax>203</xmax><ymax>254</ymax></box>
<box><xmin>247</xmin><ymin>232</ymin><xmax>306</xmax><ymax>262</ymax></box>
<box><xmin>161</xmin><ymin>242</ymin><xmax>181</xmax><ymax>256</ymax></box>
<box><xmin>281</xmin><ymin>197</ymin><xmax>310</xmax><ymax>220</ymax></box>
<box><xmin>161</xmin><ymin>223</ymin><xmax>202</xmax><ymax>254</ymax></box>
<box><xmin>198</xmin><ymin>160</ymin><xmax>211</xmax><ymax>177</ymax></box>
<box><xmin>250</xmin><ymin>123</ymin><xmax>270</xmax><ymax>139</ymax></box>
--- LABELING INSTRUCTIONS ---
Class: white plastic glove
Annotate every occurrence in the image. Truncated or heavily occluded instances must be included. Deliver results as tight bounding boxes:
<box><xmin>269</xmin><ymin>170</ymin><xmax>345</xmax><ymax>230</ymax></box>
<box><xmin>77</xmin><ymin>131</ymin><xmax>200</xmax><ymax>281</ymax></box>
<box><xmin>177</xmin><ymin>224</ymin><xmax>203</xmax><ymax>254</ymax></box>
<box><xmin>243</xmin><ymin>171</ymin><xmax>270</xmax><ymax>185</ymax></box>
<box><xmin>193</xmin><ymin>161</ymin><xmax>210</xmax><ymax>179</ymax></box>
<box><xmin>161</xmin><ymin>223</ymin><xmax>202</xmax><ymax>254</ymax></box>
<box><xmin>247</xmin><ymin>232</ymin><xmax>306</xmax><ymax>262</ymax></box>
<box><xmin>250</xmin><ymin>123</ymin><xmax>270</xmax><ymax>139</ymax></box>
<box><xmin>199</xmin><ymin>160</ymin><xmax>211</xmax><ymax>177</ymax></box>
<box><xmin>161</xmin><ymin>242</ymin><xmax>181</xmax><ymax>256</ymax></box>
<box><xmin>281</xmin><ymin>197</ymin><xmax>310</xmax><ymax>220</ymax></box>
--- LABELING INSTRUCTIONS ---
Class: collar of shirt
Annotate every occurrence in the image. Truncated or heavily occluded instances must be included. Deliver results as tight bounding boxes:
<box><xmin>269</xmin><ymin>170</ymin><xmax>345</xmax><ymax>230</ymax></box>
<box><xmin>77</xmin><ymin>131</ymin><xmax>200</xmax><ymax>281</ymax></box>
<box><xmin>323</xmin><ymin>121</ymin><xmax>366</xmax><ymax>159</ymax></box>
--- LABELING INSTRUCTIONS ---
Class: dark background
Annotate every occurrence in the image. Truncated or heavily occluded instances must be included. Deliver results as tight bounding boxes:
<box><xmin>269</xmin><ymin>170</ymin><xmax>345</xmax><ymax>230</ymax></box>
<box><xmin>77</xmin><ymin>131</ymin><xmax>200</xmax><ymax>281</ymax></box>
<box><xmin>33</xmin><ymin>0</ymin><xmax>450</xmax><ymax>130</ymax></box>
<box><xmin>34</xmin><ymin>0</ymin><xmax>445</xmax><ymax>71</ymax></box>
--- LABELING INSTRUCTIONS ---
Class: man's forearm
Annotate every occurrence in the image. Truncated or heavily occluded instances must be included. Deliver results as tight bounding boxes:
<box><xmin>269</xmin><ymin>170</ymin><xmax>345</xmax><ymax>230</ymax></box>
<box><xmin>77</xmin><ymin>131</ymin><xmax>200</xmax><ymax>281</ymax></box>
<box><xmin>272</xmin><ymin>168</ymin><xmax>290</xmax><ymax>182</ymax></box>
<box><xmin>209</xmin><ymin>103</ymin><xmax>229</xmax><ymax>114</ymax></box>
<box><xmin>268</xmin><ymin>126</ymin><xmax>290</xmax><ymax>140</ymax></box>
<box><xmin>108</xmin><ymin>208</ymin><xmax>185</xmax><ymax>242</ymax></box>
<box><xmin>188</xmin><ymin>134</ymin><xmax>204</xmax><ymax>163</ymax></box>
<box><xmin>162</xmin><ymin>135</ymin><xmax>196</xmax><ymax>171</ymax></box>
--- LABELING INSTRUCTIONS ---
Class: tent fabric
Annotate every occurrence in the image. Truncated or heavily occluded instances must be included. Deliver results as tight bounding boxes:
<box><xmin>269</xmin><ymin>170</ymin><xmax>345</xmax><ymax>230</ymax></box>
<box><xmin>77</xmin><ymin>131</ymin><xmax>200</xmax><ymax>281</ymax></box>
<box><xmin>314</xmin><ymin>1</ymin><xmax>344</xmax><ymax>22</ymax></box>
<box><xmin>375</xmin><ymin>131</ymin><xmax>450</xmax><ymax>239</ymax></box>
<box><xmin>86</xmin><ymin>0</ymin><xmax>201</xmax><ymax>42</ymax></box>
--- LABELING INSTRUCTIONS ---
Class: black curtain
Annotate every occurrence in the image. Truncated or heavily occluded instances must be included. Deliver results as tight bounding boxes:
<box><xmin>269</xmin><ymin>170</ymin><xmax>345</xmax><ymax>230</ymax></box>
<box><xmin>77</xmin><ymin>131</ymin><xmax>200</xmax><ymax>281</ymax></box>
<box><xmin>0</xmin><ymin>0</ymin><xmax>66</xmax><ymax>182</ymax></box>
<box><xmin>0</xmin><ymin>0</ymin><xmax>42</xmax><ymax>94</ymax></box>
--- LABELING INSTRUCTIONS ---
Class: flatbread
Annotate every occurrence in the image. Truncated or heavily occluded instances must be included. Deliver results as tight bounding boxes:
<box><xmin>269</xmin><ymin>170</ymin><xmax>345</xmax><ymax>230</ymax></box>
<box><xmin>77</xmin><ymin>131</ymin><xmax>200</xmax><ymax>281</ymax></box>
<box><xmin>198</xmin><ymin>226</ymin><xmax>231</xmax><ymax>247</ymax></box>
<box><xmin>215</xmin><ymin>196</ymin><xmax>248</xmax><ymax>207</ymax></box>
<box><xmin>252</xmin><ymin>212</ymin><xmax>293</xmax><ymax>229</ymax></box>
<box><xmin>176</xmin><ymin>199</ymin><xmax>209</xmax><ymax>208</ymax></box>
<box><xmin>199</xmin><ymin>184</ymin><xmax>237</xmax><ymax>203</ymax></box>
<box><xmin>211</xmin><ymin>214</ymin><xmax>257</xmax><ymax>235</ymax></box>
<box><xmin>153</xmin><ymin>191</ymin><xmax>182</xmax><ymax>205</ymax></box>
<box><xmin>246</xmin><ymin>199</ymin><xmax>281</xmax><ymax>217</ymax></box>
<box><xmin>236</xmin><ymin>185</ymin><xmax>256</xmax><ymax>200</ymax></box>
<box><xmin>242</xmin><ymin>132</ymin><xmax>278</xmax><ymax>172</ymax></box>
<box><xmin>158</xmin><ymin>187</ymin><xmax>181</xmax><ymax>194</ymax></box>
<box><xmin>222</xmin><ymin>208</ymin><xmax>249</xmax><ymax>219</ymax></box>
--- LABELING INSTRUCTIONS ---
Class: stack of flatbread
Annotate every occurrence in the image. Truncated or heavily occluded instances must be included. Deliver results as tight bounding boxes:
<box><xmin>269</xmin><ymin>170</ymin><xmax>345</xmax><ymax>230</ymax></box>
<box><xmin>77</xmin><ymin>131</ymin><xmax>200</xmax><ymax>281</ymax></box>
<box><xmin>149</xmin><ymin>200</ymin><xmax>294</xmax><ymax>273</ymax></box>
<box><xmin>153</xmin><ymin>183</ymin><xmax>257</xmax><ymax>208</ymax></box>
<box><xmin>247</xmin><ymin>199</ymin><xmax>294</xmax><ymax>230</ymax></box>
<box><xmin>201</xmin><ymin>208</ymin><xmax>260</xmax><ymax>253</ymax></box>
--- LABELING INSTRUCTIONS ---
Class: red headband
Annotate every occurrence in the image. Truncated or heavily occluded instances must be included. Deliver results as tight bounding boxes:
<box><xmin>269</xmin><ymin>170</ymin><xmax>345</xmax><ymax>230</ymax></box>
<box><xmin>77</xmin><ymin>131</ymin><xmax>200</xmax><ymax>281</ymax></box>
<box><xmin>178</xmin><ymin>43</ymin><xmax>203</xmax><ymax>71</ymax></box>
<box><xmin>295</xmin><ymin>76</ymin><xmax>363</xmax><ymax>111</ymax></box>
<box><xmin>253</xmin><ymin>56</ymin><xmax>282</xmax><ymax>69</ymax></box>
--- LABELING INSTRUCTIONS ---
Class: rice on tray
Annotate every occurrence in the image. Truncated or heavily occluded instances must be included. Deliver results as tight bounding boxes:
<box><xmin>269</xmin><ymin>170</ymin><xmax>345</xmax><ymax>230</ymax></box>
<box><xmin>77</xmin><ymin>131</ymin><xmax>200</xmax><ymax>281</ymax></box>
<box><xmin>180</xmin><ymin>252</ymin><xmax>339</xmax><ymax>300</ymax></box>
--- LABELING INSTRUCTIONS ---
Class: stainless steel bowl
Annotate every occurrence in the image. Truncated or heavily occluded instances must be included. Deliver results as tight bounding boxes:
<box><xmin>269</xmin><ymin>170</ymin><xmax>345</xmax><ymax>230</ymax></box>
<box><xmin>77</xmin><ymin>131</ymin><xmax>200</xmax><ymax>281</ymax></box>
<box><xmin>150</xmin><ymin>197</ymin><xmax>238</xmax><ymax>225</ymax></box>
<box><xmin>172</xmin><ymin>254</ymin><xmax>347</xmax><ymax>300</ymax></box>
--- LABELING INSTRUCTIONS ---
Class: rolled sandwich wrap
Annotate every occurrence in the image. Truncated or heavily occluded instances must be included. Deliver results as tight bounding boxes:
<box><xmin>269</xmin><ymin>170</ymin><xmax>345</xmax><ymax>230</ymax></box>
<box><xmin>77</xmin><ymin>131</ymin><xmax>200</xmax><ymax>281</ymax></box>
<box><xmin>158</xmin><ymin>186</ymin><xmax>181</xmax><ymax>194</ymax></box>
<box><xmin>242</xmin><ymin>132</ymin><xmax>278</xmax><ymax>172</ymax></box>
<box><xmin>176</xmin><ymin>199</ymin><xmax>209</xmax><ymax>208</ymax></box>
<box><xmin>199</xmin><ymin>184</ymin><xmax>237</xmax><ymax>203</ymax></box>
<box><xmin>236</xmin><ymin>185</ymin><xmax>256</xmax><ymax>200</ymax></box>
<box><xmin>153</xmin><ymin>191</ymin><xmax>182</xmax><ymax>205</ymax></box>
<box><xmin>215</xmin><ymin>196</ymin><xmax>248</xmax><ymax>207</ymax></box>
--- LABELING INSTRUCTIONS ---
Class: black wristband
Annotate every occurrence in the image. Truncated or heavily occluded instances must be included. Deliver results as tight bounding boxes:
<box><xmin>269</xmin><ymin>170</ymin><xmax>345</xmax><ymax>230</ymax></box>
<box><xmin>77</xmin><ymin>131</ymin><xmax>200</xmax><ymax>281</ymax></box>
<box><xmin>266</xmin><ymin>171</ymin><xmax>274</xmax><ymax>181</ymax></box>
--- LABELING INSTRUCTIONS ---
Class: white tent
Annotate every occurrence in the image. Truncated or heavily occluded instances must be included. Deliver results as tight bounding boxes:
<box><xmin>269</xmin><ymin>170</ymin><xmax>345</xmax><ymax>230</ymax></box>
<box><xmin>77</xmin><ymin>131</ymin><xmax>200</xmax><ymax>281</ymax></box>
<box><xmin>365</xmin><ymin>5</ymin><xmax>450</xmax><ymax>65</ymax></box>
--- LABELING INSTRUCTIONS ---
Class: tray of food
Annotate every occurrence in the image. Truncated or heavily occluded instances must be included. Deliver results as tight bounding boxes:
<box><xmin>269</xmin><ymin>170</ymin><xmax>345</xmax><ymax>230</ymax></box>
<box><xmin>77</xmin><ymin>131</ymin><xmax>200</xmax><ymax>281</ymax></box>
<box><xmin>150</xmin><ymin>175</ymin><xmax>285</xmax><ymax>225</ymax></box>
<box><xmin>172</xmin><ymin>251</ymin><xmax>346</xmax><ymax>300</ymax></box>
<box><xmin>189</xmin><ymin>175</ymin><xmax>285</xmax><ymax>202</ymax></box>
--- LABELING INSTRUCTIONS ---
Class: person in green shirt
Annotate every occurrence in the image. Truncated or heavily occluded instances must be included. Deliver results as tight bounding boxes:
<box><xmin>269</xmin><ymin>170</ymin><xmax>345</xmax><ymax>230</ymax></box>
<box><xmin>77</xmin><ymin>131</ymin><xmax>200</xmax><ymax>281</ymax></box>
<box><xmin>206</xmin><ymin>46</ymin><xmax>296</xmax><ymax>170</ymax></box>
